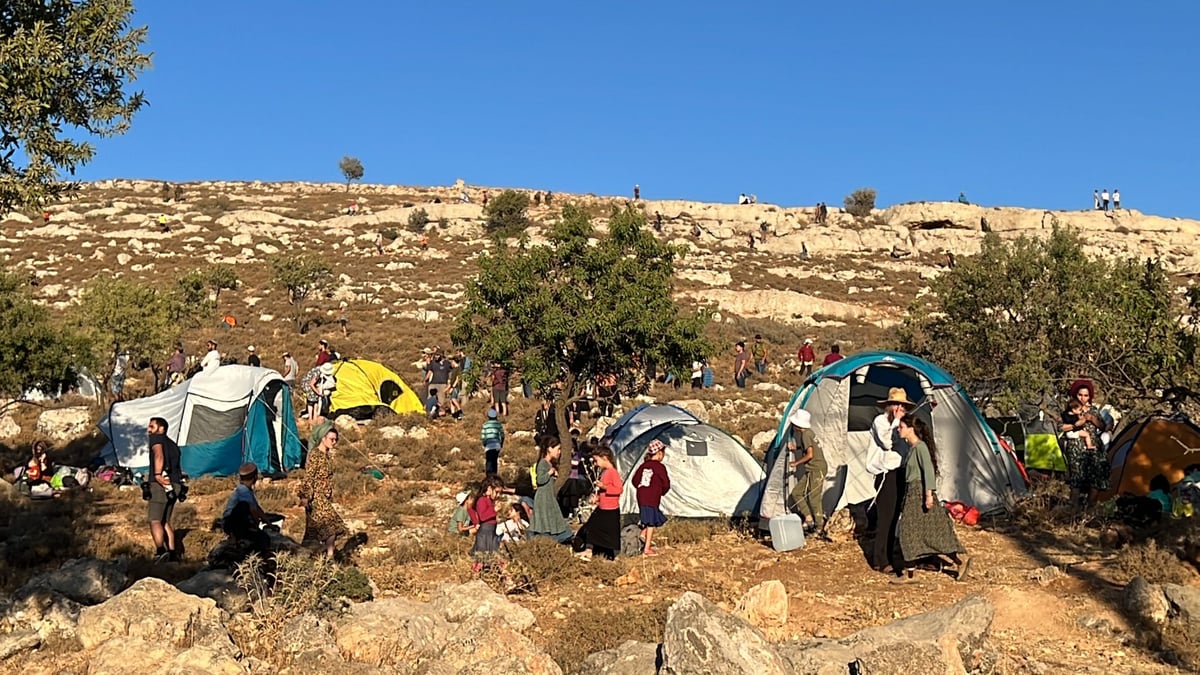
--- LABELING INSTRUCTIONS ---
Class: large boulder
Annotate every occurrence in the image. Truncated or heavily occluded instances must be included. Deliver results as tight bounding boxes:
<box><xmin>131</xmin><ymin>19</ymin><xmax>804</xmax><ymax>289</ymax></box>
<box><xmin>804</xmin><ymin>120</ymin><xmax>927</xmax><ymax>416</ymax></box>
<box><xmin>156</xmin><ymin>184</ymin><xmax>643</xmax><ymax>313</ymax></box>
<box><xmin>660</xmin><ymin>591</ymin><xmax>786</xmax><ymax>675</ymax></box>
<box><xmin>577</xmin><ymin>640</ymin><xmax>662</xmax><ymax>675</ymax></box>
<box><xmin>88</xmin><ymin>636</ymin><xmax>245</xmax><ymax>675</ymax></box>
<box><xmin>778</xmin><ymin>594</ymin><xmax>994</xmax><ymax>675</ymax></box>
<box><xmin>423</xmin><ymin>616</ymin><xmax>561</xmax><ymax>675</ymax></box>
<box><xmin>428</xmin><ymin>580</ymin><xmax>536</xmax><ymax>632</ymax></box>
<box><xmin>277</xmin><ymin>613</ymin><xmax>362</xmax><ymax>674</ymax></box>
<box><xmin>334</xmin><ymin>597</ymin><xmax>452</xmax><ymax>667</ymax></box>
<box><xmin>737</xmin><ymin>580</ymin><xmax>788</xmax><ymax>630</ymax></box>
<box><xmin>176</xmin><ymin>569</ymin><xmax>247</xmax><ymax>614</ymax></box>
<box><xmin>0</xmin><ymin>415</ymin><xmax>21</xmax><ymax>438</ymax></box>
<box><xmin>76</xmin><ymin>577</ymin><xmax>236</xmax><ymax>655</ymax></box>
<box><xmin>35</xmin><ymin>406</ymin><xmax>92</xmax><ymax>441</ymax></box>
<box><xmin>1124</xmin><ymin>576</ymin><xmax>1170</xmax><ymax>627</ymax></box>
<box><xmin>17</xmin><ymin>557</ymin><xmax>127</xmax><ymax>605</ymax></box>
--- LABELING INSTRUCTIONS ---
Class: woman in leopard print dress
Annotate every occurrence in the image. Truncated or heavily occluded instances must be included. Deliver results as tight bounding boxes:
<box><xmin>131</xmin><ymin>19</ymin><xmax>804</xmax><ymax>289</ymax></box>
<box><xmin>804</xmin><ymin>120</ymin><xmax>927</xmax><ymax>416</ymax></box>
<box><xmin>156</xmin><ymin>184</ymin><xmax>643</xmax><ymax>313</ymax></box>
<box><xmin>298</xmin><ymin>426</ymin><xmax>348</xmax><ymax>557</ymax></box>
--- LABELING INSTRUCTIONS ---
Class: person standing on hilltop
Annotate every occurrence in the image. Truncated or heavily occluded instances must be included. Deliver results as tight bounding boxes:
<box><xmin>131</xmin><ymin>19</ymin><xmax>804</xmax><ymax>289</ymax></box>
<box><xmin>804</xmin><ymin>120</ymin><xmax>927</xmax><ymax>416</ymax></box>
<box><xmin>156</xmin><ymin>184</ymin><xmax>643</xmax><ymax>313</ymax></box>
<box><xmin>633</xmin><ymin>184</ymin><xmax>640</xmax><ymax>201</ymax></box>
<box><xmin>1113</xmin><ymin>188</ymin><xmax>1121</xmax><ymax>210</ymax></box>
<box><xmin>482</xmin><ymin>190</ymin><xmax>489</xmax><ymax>207</ymax></box>
<box><xmin>375</xmin><ymin>231</ymin><xmax>384</xmax><ymax>255</ymax></box>
<box><xmin>654</xmin><ymin>211</ymin><xmax>663</xmax><ymax>232</ymax></box>
<box><xmin>1101</xmin><ymin>189</ymin><xmax>1110</xmax><ymax>211</ymax></box>
<box><xmin>1093</xmin><ymin>189</ymin><xmax>1101</xmax><ymax>211</ymax></box>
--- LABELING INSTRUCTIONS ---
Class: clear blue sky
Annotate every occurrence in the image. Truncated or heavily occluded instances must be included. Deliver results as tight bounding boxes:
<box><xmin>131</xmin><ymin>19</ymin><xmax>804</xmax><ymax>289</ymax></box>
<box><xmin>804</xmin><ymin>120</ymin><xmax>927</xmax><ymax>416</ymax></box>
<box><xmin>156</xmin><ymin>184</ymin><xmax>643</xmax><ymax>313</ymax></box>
<box><xmin>76</xmin><ymin>2</ymin><xmax>1198</xmax><ymax>216</ymax></box>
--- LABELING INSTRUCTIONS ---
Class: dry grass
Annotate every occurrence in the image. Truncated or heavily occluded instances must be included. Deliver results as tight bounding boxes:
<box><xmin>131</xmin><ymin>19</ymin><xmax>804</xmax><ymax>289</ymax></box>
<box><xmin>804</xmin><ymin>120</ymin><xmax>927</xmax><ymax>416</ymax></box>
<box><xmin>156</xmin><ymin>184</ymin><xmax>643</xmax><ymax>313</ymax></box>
<box><xmin>1113</xmin><ymin>539</ymin><xmax>1194</xmax><ymax>585</ymax></box>
<box><xmin>542</xmin><ymin>602</ymin><xmax>669</xmax><ymax>674</ymax></box>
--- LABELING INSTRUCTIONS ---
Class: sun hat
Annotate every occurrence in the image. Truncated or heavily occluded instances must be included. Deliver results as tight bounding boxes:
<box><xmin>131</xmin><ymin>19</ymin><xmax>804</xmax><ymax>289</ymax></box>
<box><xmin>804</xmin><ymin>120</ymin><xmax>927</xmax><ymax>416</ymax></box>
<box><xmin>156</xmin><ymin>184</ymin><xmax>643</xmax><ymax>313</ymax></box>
<box><xmin>455</xmin><ymin>491</ymin><xmax>469</xmax><ymax>505</ymax></box>
<box><xmin>1068</xmin><ymin>378</ymin><xmax>1095</xmax><ymax>399</ymax></box>
<box><xmin>487</xmin><ymin>409</ymin><xmax>498</xmax><ymax>419</ymax></box>
<box><xmin>646</xmin><ymin>439</ymin><xmax>666</xmax><ymax>456</ymax></box>
<box><xmin>878</xmin><ymin>387</ymin><xmax>916</xmax><ymax>407</ymax></box>
<box><xmin>320</xmin><ymin>363</ymin><xmax>335</xmax><ymax>376</ymax></box>
<box><xmin>788</xmin><ymin>408</ymin><xmax>812</xmax><ymax>429</ymax></box>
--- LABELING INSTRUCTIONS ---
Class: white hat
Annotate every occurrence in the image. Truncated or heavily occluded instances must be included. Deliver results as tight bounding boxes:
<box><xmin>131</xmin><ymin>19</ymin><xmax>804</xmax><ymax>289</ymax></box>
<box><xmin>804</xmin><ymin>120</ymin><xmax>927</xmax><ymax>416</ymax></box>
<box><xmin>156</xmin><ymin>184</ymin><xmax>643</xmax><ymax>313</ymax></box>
<box><xmin>247</xmin><ymin>345</ymin><xmax>256</xmax><ymax>352</ymax></box>
<box><xmin>320</xmin><ymin>362</ymin><xmax>335</xmax><ymax>376</ymax></box>
<box><xmin>804</xmin><ymin>338</ymin><xmax>813</xmax><ymax>344</ymax></box>
<box><xmin>788</xmin><ymin>407</ymin><xmax>812</xmax><ymax>429</ymax></box>
<box><xmin>455</xmin><ymin>491</ymin><xmax>469</xmax><ymax>505</ymax></box>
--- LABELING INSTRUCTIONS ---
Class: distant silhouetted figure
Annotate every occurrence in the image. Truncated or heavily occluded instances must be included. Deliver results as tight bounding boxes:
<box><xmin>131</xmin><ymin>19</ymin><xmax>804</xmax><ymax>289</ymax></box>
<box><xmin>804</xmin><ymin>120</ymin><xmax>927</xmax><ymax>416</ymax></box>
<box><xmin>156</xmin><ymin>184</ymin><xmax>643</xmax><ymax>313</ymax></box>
<box><xmin>1101</xmin><ymin>189</ymin><xmax>1110</xmax><ymax>211</ymax></box>
<box><xmin>1113</xmin><ymin>189</ymin><xmax>1121</xmax><ymax>210</ymax></box>
<box><xmin>747</xmin><ymin>233</ymin><xmax>756</xmax><ymax>250</ymax></box>
<box><xmin>1093</xmin><ymin>189</ymin><xmax>1101</xmax><ymax>210</ymax></box>
<box><xmin>42</xmin><ymin>211</ymin><xmax>50</xmax><ymax>225</ymax></box>
<box><xmin>946</xmin><ymin>251</ymin><xmax>957</xmax><ymax>268</ymax></box>
<box><xmin>654</xmin><ymin>211</ymin><xmax>663</xmax><ymax>232</ymax></box>
<box><xmin>980</xmin><ymin>216</ymin><xmax>991</xmax><ymax>233</ymax></box>
<box><xmin>633</xmin><ymin>184</ymin><xmax>640</xmax><ymax>201</ymax></box>
<box><xmin>482</xmin><ymin>190</ymin><xmax>489</xmax><ymax>207</ymax></box>
<box><xmin>738</xmin><ymin>193</ymin><xmax>749</xmax><ymax>205</ymax></box>
<box><xmin>890</xmin><ymin>245</ymin><xmax>911</xmax><ymax>259</ymax></box>
<box><xmin>800</xmin><ymin>242</ymin><xmax>810</xmax><ymax>260</ymax></box>
<box><xmin>957</xmin><ymin>192</ymin><xmax>970</xmax><ymax>205</ymax></box>
<box><xmin>692</xmin><ymin>224</ymin><xmax>702</xmax><ymax>239</ymax></box>
<box><xmin>545</xmin><ymin>191</ymin><xmax>553</xmax><ymax>206</ymax></box>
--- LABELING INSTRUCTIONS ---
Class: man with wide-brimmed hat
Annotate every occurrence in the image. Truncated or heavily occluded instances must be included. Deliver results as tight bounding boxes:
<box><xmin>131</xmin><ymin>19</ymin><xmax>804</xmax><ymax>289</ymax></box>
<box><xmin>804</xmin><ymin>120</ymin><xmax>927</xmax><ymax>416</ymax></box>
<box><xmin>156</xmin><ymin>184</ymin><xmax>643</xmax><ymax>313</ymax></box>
<box><xmin>865</xmin><ymin>386</ymin><xmax>916</xmax><ymax>576</ymax></box>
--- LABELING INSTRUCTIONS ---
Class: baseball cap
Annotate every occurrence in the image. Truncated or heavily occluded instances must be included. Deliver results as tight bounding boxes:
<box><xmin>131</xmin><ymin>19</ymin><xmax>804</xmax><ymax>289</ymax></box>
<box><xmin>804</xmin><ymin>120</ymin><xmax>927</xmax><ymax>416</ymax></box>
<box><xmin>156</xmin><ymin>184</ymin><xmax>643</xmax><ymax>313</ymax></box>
<box><xmin>647</xmin><ymin>439</ymin><xmax>666</xmax><ymax>456</ymax></box>
<box><xmin>455</xmin><ymin>491</ymin><xmax>469</xmax><ymax>505</ymax></box>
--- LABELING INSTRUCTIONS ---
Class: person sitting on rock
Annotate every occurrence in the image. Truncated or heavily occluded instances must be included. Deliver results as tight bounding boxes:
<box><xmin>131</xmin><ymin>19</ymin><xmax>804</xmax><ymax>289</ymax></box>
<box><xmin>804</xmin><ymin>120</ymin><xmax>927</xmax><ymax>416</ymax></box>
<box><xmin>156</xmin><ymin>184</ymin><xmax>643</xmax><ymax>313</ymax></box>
<box><xmin>221</xmin><ymin>462</ymin><xmax>272</xmax><ymax>556</ymax></box>
<box><xmin>24</xmin><ymin>441</ymin><xmax>52</xmax><ymax>486</ymax></box>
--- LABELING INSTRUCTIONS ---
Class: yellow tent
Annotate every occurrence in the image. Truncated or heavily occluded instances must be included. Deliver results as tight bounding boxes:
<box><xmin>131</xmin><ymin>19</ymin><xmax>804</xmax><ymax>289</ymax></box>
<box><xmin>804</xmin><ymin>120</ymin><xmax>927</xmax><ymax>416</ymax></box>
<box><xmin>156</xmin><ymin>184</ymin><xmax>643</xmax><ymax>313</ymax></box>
<box><xmin>329</xmin><ymin>359</ymin><xmax>424</xmax><ymax>419</ymax></box>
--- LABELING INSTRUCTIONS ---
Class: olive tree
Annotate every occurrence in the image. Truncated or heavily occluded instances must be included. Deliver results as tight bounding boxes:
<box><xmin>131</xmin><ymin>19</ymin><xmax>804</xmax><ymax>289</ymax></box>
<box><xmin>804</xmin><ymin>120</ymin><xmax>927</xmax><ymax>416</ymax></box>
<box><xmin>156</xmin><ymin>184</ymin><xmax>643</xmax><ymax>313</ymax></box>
<box><xmin>453</xmin><ymin>203</ymin><xmax>713</xmax><ymax>452</ymax></box>
<box><xmin>271</xmin><ymin>254</ymin><xmax>334</xmax><ymax>333</ymax></box>
<box><xmin>898</xmin><ymin>225</ymin><xmax>1200</xmax><ymax>415</ymax></box>
<box><xmin>0</xmin><ymin>273</ymin><xmax>93</xmax><ymax>411</ymax></box>
<box><xmin>338</xmin><ymin>156</ymin><xmax>364</xmax><ymax>190</ymax></box>
<box><xmin>0</xmin><ymin>0</ymin><xmax>151</xmax><ymax>212</ymax></box>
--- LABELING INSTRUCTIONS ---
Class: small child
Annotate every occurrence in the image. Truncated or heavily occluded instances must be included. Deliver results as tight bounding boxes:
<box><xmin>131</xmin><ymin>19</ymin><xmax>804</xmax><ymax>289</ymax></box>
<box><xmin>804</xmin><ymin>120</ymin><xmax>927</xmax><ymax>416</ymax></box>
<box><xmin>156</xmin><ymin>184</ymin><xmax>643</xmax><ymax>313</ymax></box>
<box><xmin>426</xmin><ymin>388</ymin><xmax>441</xmax><ymax>419</ymax></box>
<box><xmin>448</xmin><ymin>490</ymin><xmax>476</xmax><ymax>536</ymax></box>
<box><xmin>496</xmin><ymin>502</ymin><xmax>528</xmax><ymax>543</ymax></box>
<box><xmin>632</xmin><ymin>440</ymin><xmax>671</xmax><ymax>555</ymax></box>
<box><xmin>472</xmin><ymin>477</ymin><xmax>502</xmax><ymax>558</ymax></box>
<box><xmin>1063</xmin><ymin>400</ymin><xmax>1096</xmax><ymax>450</ymax></box>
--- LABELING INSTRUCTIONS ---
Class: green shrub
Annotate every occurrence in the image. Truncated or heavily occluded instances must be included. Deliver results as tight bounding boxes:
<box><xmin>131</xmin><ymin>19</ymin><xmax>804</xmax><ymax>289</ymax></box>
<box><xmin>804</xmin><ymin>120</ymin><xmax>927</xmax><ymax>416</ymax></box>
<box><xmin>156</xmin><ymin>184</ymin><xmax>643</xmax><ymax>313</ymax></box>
<box><xmin>843</xmin><ymin>188</ymin><xmax>876</xmax><ymax>218</ymax></box>
<box><xmin>483</xmin><ymin>190</ymin><xmax>531</xmax><ymax>237</ymax></box>
<box><xmin>407</xmin><ymin>208</ymin><xmax>430</xmax><ymax>233</ymax></box>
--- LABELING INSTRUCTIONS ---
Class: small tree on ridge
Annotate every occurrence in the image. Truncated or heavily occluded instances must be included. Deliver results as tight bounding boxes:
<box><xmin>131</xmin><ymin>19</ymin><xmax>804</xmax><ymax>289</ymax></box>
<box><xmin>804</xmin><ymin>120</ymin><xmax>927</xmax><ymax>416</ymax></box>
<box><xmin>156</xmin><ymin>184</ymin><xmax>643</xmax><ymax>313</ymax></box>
<box><xmin>339</xmin><ymin>156</ymin><xmax>364</xmax><ymax>190</ymax></box>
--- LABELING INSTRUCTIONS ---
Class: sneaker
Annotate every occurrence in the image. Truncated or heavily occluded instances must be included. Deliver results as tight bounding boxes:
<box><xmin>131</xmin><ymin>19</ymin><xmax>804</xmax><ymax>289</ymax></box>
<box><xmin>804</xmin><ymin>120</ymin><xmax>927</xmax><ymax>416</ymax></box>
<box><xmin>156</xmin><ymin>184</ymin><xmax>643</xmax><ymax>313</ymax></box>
<box><xmin>153</xmin><ymin>550</ymin><xmax>171</xmax><ymax>564</ymax></box>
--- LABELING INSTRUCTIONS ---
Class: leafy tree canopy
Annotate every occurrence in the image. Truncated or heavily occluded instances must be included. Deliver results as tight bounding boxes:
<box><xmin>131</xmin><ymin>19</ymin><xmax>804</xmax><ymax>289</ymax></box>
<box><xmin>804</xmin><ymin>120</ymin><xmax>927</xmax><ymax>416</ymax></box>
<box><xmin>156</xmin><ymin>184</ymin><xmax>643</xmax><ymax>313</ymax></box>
<box><xmin>898</xmin><ymin>225</ymin><xmax>1200</xmax><ymax>415</ymax></box>
<box><xmin>453</xmin><ymin>204</ymin><xmax>713</xmax><ymax>442</ymax></box>
<box><xmin>0</xmin><ymin>0</ymin><xmax>151</xmax><ymax>212</ymax></box>
<box><xmin>271</xmin><ymin>254</ymin><xmax>333</xmax><ymax>333</ymax></box>
<box><xmin>338</xmin><ymin>156</ymin><xmax>363</xmax><ymax>188</ymax></box>
<box><xmin>482</xmin><ymin>189</ymin><xmax>530</xmax><ymax>238</ymax></box>
<box><xmin>0</xmin><ymin>272</ymin><xmax>93</xmax><ymax>410</ymax></box>
<box><xmin>71</xmin><ymin>277</ymin><xmax>174</xmax><ymax>386</ymax></box>
<box><xmin>843</xmin><ymin>188</ymin><xmax>876</xmax><ymax>218</ymax></box>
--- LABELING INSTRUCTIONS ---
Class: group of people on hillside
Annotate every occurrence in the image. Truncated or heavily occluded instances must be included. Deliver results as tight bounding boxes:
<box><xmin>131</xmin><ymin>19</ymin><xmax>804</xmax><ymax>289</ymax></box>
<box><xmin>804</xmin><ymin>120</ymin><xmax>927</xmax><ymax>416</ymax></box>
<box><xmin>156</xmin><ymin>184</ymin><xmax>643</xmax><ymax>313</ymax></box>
<box><xmin>784</xmin><ymin>387</ymin><xmax>973</xmax><ymax>582</ymax></box>
<box><xmin>730</xmin><ymin>335</ymin><xmax>843</xmax><ymax>387</ymax></box>
<box><xmin>450</xmin><ymin>430</ymin><xmax>671</xmax><ymax>565</ymax></box>
<box><xmin>1093</xmin><ymin>189</ymin><xmax>1122</xmax><ymax>211</ymax></box>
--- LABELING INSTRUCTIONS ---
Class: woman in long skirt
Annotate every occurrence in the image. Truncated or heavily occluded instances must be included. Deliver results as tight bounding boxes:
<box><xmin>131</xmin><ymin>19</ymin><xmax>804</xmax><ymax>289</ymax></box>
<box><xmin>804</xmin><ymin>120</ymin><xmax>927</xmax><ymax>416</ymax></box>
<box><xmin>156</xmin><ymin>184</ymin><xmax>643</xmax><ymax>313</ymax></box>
<box><xmin>895</xmin><ymin>414</ymin><xmax>971</xmax><ymax>582</ymax></box>
<box><xmin>577</xmin><ymin>446</ymin><xmax>622</xmax><ymax>561</ymax></box>
<box><xmin>529</xmin><ymin>436</ymin><xmax>574</xmax><ymax>543</ymax></box>
<box><xmin>298</xmin><ymin>426</ymin><xmax>348</xmax><ymax>557</ymax></box>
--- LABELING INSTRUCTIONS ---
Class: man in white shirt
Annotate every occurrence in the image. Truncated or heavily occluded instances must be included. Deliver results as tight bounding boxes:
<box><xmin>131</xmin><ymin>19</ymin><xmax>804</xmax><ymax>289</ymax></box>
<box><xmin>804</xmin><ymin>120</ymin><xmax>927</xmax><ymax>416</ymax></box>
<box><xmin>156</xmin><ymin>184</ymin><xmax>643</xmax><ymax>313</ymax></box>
<box><xmin>1112</xmin><ymin>189</ymin><xmax>1121</xmax><ymax>210</ymax></box>
<box><xmin>865</xmin><ymin>387</ymin><xmax>915</xmax><ymax>575</ymax></box>
<box><xmin>281</xmin><ymin>351</ymin><xmax>299</xmax><ymax>386</ymax></box>
<box><xmin>1100</xmin><ymin>189</ymin><xmax>1110</xmax><ymax>211</ymax></box>
<box><xmin>200</xmin><ymin>339</ymin><xmax>222</xmax><ymax>373</ymax></box>
<box><xmin>111</xmin><ymin>349</ymin><xmax>130</xmax><ymax>400</ymax></box>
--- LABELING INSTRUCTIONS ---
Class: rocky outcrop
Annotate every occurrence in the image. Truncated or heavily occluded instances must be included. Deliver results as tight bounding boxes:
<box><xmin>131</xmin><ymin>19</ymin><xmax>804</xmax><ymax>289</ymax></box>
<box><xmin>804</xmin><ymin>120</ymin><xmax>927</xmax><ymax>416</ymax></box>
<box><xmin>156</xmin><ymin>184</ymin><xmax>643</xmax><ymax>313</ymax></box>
<box><xmin>577</xmin><ymin>641</ymin><xmax>662</xmax><ymax>675</ymax></box>
<box><xmin>18</xmin><ymin>557</ymin><xmax>127</xmax><ymax>606</ymax></box>
<box><xmin>777</xmin><ymin>593</ymin><xmax>995</xmax><ymax>674</ymax></box>
<box><xmin>76</xmin><ymin>577</ymin><xmax>237</xmax><ymax>655</ymax></box>
<box><xmin>35</xmin><ymin>406</ymin><xmax>93</xmax><ymax>441</ymax></box>
<box><xmin>738</xmin><ymin>580</ymin><xmax>789</xmax><ymax>631</ymax></box>
<box><xmin>661</xmin><ymin>591</ymin><xmax>787</xmax><ymax>675</ymax></box>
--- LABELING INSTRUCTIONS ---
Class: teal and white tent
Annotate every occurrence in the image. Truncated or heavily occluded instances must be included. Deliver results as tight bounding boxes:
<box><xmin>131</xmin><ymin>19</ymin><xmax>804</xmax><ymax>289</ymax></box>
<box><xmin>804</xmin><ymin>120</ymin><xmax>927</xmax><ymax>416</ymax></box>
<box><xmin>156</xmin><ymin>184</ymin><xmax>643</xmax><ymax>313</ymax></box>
<box><xmin>98</xmin><ymin>365</ymin><xmax>302</xmax><ymax>477</ymax></box>
<box><xmin>761</xmin><ymin>351</ymin><xmax>1027</xmax><ymax>523</ymax></box>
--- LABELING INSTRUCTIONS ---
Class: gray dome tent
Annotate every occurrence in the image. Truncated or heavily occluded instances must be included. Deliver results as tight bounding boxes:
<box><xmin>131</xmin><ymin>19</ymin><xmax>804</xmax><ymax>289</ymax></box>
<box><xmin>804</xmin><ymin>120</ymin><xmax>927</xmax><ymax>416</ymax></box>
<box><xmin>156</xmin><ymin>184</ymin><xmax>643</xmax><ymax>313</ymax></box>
<box><xmin>603</xmin><ymin>404</ymin><xmax>765</xmax><ymax>519</ymax></box>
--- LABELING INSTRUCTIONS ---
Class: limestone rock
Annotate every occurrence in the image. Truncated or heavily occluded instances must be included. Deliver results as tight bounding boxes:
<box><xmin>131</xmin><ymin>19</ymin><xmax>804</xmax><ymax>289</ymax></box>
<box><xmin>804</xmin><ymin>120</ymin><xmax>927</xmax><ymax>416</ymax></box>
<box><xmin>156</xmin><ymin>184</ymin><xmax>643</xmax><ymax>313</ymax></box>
<box><xmin>117</xmin><ymin>252</ymin><xmax>132</xmax><ymax>266</ymax></box>
<box><xmin>661</xmin><ymin>591</ymin><xmax>786</xmax><ymax>675</ymax></box>
<box><xmin>778</xmin><ymin>594</ymin><xmax>994</xmax><ymax>675</ymax></box>
<box><xmin>87</xmin><ymin>636</ymin><xmax>245</xmax><ymax>675</ymax></box>
<box><xmin>1124</xmin><ymin>576</ymin><xmax>1170</xmax><ymax>627</ymax></box>
<box><xmin>752</xmin><ymin>382</ymin><xmax>789</xmax><ymax>394</ymax></box>
<box><xmin>428</xmin><ymin>580</ymin><xmax>536</xmax><ymax>632</ymax></box>
<box><xmin>0</xmin><ymin>415</ymin><xmax>20</xmax><ymax>438</ymax></box>
<box><xmin>425</xmin><ymin>616</ymin><xmax>561</xmax><ymax>675</ymax></box>
<box><xmin>577</xmin><ymin>640</ymin><xmax>662</xmax><ymax>675</ymax></box>
<box><xmin>77</xmin><ymin>577</ymin><xmax>236</xmax><ymax>655</ymax></box>
<box><xmin>334</xmin><ymin>597</ymin><xmax>452</xmax><ymax>666</ymax></box>
<box><xmin>751</xmin><ymin>431</ymin><xmax>776</xmax><ymax>453</ymax></box>
<box><xmin>176</xmin><ymin>569</ymin><xmax>248</xmax><ymax>614</ymax></box>
<box><xmin>333</xmin><ymin>414</ymin><xmax>359</xmax><ymax>431</ymax></box>
<box><xmin>1</xmin><ymin>586</ymin><xmax>83</xmax><ymax>640</ymax></box>
<box><xmin>277</xmin><ymin>613</ymin><xmax>348</xmax><ymax>672</ymax></box>
<box><xmin>737</xmin><ymin>580</ymin><xmax>788</xmax><ymax>629</ymax></box>
<box><xmin>668</xmin><ymin>399</ymin><xmax>710</xmax><ymax>422</ymax></box>
<box><xmin>35</xmin><ymin>406</ymin><xmax>92</xmax><ymax>441</ymax></box>
<box><xmin>589</xmin><ymin>416</ymin><xmax>619</xmax><ymax>441</ymax></box>
<box><xmin>17</xmin><ymin>557</ymin><xmax>127</xmax><ymax>605</ymax></box>
<box><xmin>0</xmin><ymin>630</ymin><xmax>40</xmax><ymax>663</ymax></box>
